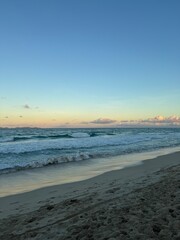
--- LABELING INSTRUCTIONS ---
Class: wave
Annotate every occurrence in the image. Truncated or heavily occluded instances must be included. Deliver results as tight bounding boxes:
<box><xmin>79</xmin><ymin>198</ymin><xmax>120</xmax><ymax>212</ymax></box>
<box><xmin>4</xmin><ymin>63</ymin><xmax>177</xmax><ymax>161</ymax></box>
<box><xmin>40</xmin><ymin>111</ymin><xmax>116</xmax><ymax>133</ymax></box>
<box><xmin>0</xmin><ymin>133</ymin><xmax>160</xmax><ymax>154</ymax></box>
<box><xmin>0</xmin><ymin>132</ymin><xmax>112</xmax><ymax>143</ymax></box>
<box><xmin>1</xmin><ymin>129</ymin><xmax>180</xmax><ymax>155</ymax></box>
<box><xmin>1</xmin><ymin>143</ymin><xmax>180</xmax><ymax>175</ymax></box>
<box><xmin>0</xmin><ymin>134</ymin><xmax>74</xmax><ymax>143</ymax></box>
<box><xmin>13</xmin><ymin>134</ymin><xmax>74</xmax><ymax>141</ymax></box>
<box><xmin>0</xmin><ymin>152</ymin><xmax>93</xmax><ymax>174</ymax></box>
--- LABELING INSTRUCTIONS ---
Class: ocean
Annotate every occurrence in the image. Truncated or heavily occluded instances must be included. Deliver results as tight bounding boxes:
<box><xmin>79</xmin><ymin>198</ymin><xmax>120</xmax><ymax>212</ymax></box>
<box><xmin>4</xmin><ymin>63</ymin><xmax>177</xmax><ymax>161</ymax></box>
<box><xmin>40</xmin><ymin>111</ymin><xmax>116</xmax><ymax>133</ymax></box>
<box><xmin>1</xmin><ymin>127</ymin><xmax>180</xmax><ymax>175</ymax></box>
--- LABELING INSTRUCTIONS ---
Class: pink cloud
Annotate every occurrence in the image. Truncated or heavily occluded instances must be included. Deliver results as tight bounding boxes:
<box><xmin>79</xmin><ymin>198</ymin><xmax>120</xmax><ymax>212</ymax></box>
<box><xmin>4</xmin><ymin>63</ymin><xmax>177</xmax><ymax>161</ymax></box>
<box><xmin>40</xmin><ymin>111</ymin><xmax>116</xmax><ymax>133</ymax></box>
<box><xmin>116</xmin><ymin>115</ymin><xmax>180</xmax><ymax>127</ymax></box>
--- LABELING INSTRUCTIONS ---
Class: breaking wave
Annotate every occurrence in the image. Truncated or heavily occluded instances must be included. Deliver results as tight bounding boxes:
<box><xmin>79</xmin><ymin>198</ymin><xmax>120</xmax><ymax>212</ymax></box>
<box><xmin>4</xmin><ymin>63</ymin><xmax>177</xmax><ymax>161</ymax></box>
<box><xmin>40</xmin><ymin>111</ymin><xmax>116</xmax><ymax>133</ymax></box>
<box><xmin>0</xmin><ymin>152</ymin><xmax>93</xmax><ymax>174</ymax></box>
<box><xmin>0</xmin><ymin>128</ymin><xmax>180</xmax><ymax>175</ymax></box>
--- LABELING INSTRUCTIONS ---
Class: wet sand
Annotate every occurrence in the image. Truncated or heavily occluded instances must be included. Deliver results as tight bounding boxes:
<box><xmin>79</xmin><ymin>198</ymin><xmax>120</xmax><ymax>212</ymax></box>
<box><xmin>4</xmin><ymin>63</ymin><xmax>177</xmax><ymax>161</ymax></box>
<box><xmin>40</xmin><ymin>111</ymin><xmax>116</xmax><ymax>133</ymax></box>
<box><xmin>0</xmin><ymin>152</ymin><xmax>180</xmax><ymax>239</ymax></box>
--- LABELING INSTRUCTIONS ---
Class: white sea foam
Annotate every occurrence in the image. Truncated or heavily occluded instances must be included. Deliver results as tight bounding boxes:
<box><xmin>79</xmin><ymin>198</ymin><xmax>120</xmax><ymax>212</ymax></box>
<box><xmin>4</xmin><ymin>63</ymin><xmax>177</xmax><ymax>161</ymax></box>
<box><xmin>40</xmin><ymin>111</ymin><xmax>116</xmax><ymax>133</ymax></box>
<box><xmin>0</xmin><ymin>152</ymin><xmax>93</xmax><ymax>173</ymax></box>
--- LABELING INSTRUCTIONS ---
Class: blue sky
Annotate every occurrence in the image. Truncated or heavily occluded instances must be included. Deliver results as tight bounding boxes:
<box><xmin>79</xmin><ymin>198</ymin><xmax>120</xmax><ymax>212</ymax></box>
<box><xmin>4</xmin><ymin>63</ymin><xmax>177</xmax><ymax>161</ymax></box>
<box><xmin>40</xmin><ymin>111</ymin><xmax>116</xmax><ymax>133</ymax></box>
<box><xmin>0</xmin><ymin>0</ymin><xmax>180</xmax><ymax>127</ymax></box>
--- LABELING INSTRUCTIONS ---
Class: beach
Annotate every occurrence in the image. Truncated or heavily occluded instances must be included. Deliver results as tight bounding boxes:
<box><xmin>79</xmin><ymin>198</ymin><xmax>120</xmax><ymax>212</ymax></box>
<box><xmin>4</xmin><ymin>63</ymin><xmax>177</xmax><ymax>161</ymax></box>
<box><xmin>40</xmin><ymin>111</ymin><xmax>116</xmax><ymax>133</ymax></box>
<box><xmin>1</xmin><ymin>0</ymin><xmax>180</xmax><ymax>238</ymax></box>
<box><xmin>0</xmin><ymin>151</ymin><xmax>180</xmax><ymax>240</ymax></box>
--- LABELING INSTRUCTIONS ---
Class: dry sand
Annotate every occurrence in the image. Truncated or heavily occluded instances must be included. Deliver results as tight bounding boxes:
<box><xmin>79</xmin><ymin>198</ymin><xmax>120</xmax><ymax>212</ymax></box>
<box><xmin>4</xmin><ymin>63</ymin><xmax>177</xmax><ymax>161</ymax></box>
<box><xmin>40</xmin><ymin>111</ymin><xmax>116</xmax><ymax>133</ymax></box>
<box><xmin>0</xmin><ymin>152</ymin><xmax>180</xmax><ymax>240</ymax></box>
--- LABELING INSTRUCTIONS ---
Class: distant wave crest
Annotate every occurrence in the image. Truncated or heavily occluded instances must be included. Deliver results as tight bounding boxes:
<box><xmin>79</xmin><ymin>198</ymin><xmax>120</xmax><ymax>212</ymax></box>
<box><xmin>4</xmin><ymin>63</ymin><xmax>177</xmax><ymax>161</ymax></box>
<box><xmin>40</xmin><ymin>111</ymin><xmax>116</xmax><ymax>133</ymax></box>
<box><xmin>0</xmin><ymin>131</ymin><xmax>115</xmax><ymax>143</ymax></box>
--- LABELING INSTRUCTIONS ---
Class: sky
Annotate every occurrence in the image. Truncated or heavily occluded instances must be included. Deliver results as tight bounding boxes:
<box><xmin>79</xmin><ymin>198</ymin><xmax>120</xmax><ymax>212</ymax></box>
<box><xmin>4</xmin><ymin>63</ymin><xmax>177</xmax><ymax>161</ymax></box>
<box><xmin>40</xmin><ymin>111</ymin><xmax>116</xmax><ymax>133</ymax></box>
<box><xmin>0</xmin><ymin>0</ymin><xmax>180</xmax><ymax>128</ymax></box>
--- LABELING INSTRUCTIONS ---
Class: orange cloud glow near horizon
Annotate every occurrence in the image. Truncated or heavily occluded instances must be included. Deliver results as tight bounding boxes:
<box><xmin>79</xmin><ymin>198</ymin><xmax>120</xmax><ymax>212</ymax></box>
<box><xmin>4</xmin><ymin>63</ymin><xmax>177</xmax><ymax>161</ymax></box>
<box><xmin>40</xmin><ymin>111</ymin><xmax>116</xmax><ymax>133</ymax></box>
<box><xmin>1</xmin><ymin>115</ymin><xmax>180</xmax><ymax>128</ymax></box>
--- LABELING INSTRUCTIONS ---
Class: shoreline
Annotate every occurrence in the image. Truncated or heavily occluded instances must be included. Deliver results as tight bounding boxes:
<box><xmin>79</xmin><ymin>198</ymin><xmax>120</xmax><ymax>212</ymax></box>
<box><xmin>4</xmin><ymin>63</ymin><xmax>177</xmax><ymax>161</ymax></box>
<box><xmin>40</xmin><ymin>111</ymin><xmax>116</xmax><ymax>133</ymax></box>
<box><xmin>0</xmin><ymin>151</ymin><xmax>180</xmax><ymax>239</ymax></box>
<box><xmin>0</xmin><ymin>151</ymin><xmax>180</xmax><ymax>216</ymax></box>
<box><xmin>1</xmin><ymin>146</ymin><xmax>180</xmax><ymax>198</ymax></box>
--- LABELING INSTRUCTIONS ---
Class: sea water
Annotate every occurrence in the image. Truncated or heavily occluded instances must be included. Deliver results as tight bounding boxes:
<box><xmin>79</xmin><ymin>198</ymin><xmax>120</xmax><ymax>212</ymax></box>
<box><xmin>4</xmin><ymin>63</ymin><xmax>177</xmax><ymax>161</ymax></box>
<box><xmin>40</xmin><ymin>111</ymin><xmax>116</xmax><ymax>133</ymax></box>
<box><xmin>1</xmin><ymin>127</ymin><xmax>180</xmax><ymax>174</ymax></box>
<box><xmin>1</xmin><ymin>127</ymin><xmax>180</xmax><ymax>196</ymax></box>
